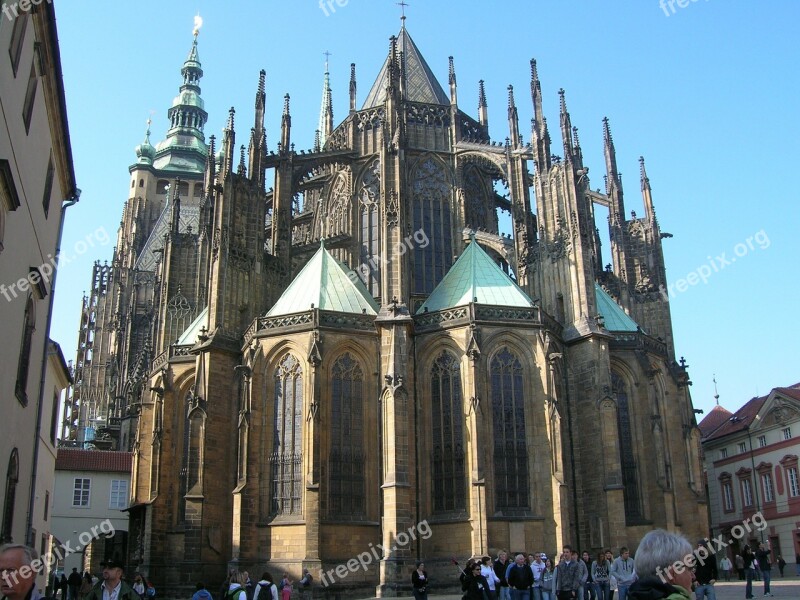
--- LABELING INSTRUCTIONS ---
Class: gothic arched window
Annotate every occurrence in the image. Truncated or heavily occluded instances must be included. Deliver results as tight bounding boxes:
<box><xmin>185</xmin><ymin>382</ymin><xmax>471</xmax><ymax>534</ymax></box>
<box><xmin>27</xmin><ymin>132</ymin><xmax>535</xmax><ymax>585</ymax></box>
<box><xmin>431</xmin><ymin>351</ymin><xmax>466</xmax><ymax>513</ymax></box>
<box><xmin>271</xmin><ymin>354</ymin><xmax>303</xmax><ymax>516</ymax></box>
<box><xmin>358</xmin><ymin>160</ymin><xmax>381</xmax><ymax>297</ymax></box>
<box><xmin>15</xmin><ymin>296</ymin><xmax>35</xmax><ymax>404</ymax></box>
<box><xmin>491</xmin><ymin>347</ymin><xmax>529</xmax><ymax>512</ymax></box>
<box><xmin>328</xmin><ymin>353</ymin><xmax>365</xmax><ymax>518</ymax></box>
<box><xmin>413</xmin><ymin>158</ymin><xmax>452</xmax><ymax>294</ymax></box>
<box><xmin>1</xmin><ymin>449</ymin><xmax>19</xmax><ymax>543</ymax></box>
<box><xmin>327</xmin><ymin>175</ymin><xmax>350</xmax><ymax>239</ymax></box>
<box><xmin>612</xmin><ymin>372</ymin><xmax>643</xmax><ymax>522</ymax></box>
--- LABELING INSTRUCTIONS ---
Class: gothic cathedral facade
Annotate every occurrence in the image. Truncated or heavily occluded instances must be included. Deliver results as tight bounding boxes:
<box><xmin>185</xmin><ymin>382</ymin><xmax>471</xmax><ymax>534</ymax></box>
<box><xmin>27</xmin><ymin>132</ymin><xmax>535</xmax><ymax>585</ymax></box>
<box><xmin>65</xmin><ymin>23</ymin><xmax>707</xmax><ymax>596</ymax></box>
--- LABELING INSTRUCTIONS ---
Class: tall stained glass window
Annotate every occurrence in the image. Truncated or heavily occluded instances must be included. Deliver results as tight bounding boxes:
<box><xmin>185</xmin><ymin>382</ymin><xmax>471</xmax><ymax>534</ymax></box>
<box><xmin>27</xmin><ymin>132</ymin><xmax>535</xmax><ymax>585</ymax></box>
<box><xmin>431</xmin><ymin>351</ymin><xmax>466</xmax><ymax>513</ymax></box>
<box><xmin>413</xmin><ymin>158</ymin><xmax>452</xmax><ymax>294</ymax></box>
<box><xmin>271</xmin><ymin>354</ymin><xmax>303</xmax><ymax>515</ymax></box>
<box><xmin>612</xmin><ymin>372</ymin><xmax>643</xmax><ymax>522</ymax></box>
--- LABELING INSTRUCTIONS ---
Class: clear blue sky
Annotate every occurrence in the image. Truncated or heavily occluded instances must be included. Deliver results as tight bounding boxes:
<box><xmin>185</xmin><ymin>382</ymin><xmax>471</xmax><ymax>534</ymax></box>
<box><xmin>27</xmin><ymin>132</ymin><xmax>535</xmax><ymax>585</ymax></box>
<box><xmin>51</xmin><ymin>0</ymin><xmax>799</xmax><ymax>417</ymax></box>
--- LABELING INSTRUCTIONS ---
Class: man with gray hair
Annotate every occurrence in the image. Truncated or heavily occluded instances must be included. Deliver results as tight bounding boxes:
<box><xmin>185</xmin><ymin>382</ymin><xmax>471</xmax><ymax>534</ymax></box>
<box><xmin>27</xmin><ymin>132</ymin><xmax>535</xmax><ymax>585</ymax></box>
<box><xmin>0</xmin><ymin>544</ymin><xmax>43</xmax><ymax>600</ymax></box>
<box><xmin>628</xmin><ymin>530</ymin><xmax>693</xmax><ymax>600</ymax></box>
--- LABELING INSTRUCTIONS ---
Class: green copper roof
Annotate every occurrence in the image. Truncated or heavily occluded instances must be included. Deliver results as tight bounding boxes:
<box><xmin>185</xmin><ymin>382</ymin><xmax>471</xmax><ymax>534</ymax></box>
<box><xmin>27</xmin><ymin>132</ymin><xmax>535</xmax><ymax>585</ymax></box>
<box><xmin>417</xmin><ymin>240</ymin><xmax>534</xmax><ymax>314</ymax></box>
<box><xmin>177</xmin><ymin>306</ymin><xmax>208</xmax><ymax>345</ymax></box>
<box><xmin>594</xmin><ymin>284</ymin><xmax>640</xmax><ymax>332</ymax></box>
<box><xmin>363</xmin><ymin>27</ymin><xmax>450</xmax><ymax>108</ymax></box>
<box><xmin>266</xmin><ymin>243</ymin><xmax>380</xmax><ymax>317</ymax></box>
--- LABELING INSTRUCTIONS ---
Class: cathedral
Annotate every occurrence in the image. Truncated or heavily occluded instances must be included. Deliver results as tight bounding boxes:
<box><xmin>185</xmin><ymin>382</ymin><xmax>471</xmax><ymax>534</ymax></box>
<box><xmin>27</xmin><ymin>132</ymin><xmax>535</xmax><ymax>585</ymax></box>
<box><xmin>63</xmin><ymin>18</ymin><xmax>707</xmax><ymax>596</ymax></box>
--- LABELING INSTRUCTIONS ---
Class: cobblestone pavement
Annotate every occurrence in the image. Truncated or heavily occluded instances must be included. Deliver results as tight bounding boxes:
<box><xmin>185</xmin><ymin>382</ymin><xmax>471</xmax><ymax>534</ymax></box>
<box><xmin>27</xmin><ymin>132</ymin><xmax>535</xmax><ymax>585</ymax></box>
<box><xmin>376</xmin><ymin>578</ymin><xmax>800</xmax><ymax>600</ymax></box>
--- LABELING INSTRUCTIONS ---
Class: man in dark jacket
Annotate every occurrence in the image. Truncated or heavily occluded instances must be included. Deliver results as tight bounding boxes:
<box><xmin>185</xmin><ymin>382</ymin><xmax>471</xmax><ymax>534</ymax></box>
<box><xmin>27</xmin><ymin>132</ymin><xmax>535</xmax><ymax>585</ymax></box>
<box><xmin>494</xmin><ymin>552</ymin><xmax>511</xmax><ymax>600</ymax></box>
<box><xmin>507</xmin><ymin>554</ymin><xmax>534</xmax><ymax>600</ymax></box>
<box><xmin>83</xmin><ymin>558</ymin><xmax>141</xmax><ymax>600</ymax></box>
<box><xmin>68</xmin><ymin>568</ymin><xmax>83</xmax><ymax>600</ymax></box>
<box><xmin>755</xmin><ymin>542</ymin><xmax>772</xmax><ymax>597</ymax></box>
<box><xmin>692</xmin><ymin>541</ymin><xmax>718</xmax><ymax>600</ymax></box>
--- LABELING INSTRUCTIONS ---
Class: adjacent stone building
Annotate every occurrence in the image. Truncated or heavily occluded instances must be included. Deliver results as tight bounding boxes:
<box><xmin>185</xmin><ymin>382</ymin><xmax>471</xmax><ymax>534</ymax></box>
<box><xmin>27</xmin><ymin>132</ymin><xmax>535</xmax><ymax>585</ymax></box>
<box><xmin>700</xmin><ymin>383</ymin><xmax>800</xmax><ymax>569</ymax></box>
<box><xmin>69</xmin><ymin>20</ymin><xmax>706</xmax><ymax>596</ymax></box>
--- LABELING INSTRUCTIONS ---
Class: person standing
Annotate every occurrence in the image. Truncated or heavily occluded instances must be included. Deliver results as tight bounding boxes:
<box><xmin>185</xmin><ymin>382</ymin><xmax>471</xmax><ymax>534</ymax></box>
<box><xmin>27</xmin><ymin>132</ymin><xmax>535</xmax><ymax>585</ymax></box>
<box><xmin>79</xmin><ymin>573</ymin><xmax>93</xmax><ymax>600</ymax></box>
<box><xmin>279</xmin><ymin>574</ymin><xmax>292</xmax><ymax>600</ymax></box>
<box><xmin>482</xmin><ymin>556</ymin><xmax>500</xmax><ymax>600</ymax></box>
<box><xmin>735</xmin><ymin>553</ymin><xmax>744</xmax><ymax>581</ymax></box>
<box><xmin>717</xmin><ymin>556</ymin><xmax>731</xmax><ymax>582</ymax></box>
<box><xmin>495</xmin><ymin>552</ymin><xmax>512</xmax><ymax>600</ymax></box>
<box><xmin>591</xmin><ymin>551</ymin><xmax>611</xmax><ymax>600</ymax></box>
<box><xmin>298</xmin><ymin>569</ymin><xmax>312</xmax><ymax>600</ymax></box>
<box><xmin>530</xmin><ymin>553</ymin><xmax>546</xmax><ymax>600</ymax></box>
<box><xmin>508</xmin><ymin>554</ymin><xmax>534</xmax><ymax>600</ymax></box>
<box><xmin>580</xmin><ymin>552</ymin><xmax>594</xmax><ymax>600</ymax></box>
<box><xmin>741</xmin><ymin>545</ymin><xmax>755</xmax><ymax>600</ymax></box>
<box><xmin>555</xmin><ymin>549</ymin><xmax>581</xmax><ymax>600</ymax></box>
<box><xmin>68</xmin><ymin>567</ymin><xmax>82</xmax><ymax>600</ymax></box>
<box><xmin>254</xmin><ymin>572</ymin><xmax>278</xmax><ymax>600</ymax></box>
<box><xmin>795</xmin><ymin>552</ymin><xmax>800</xmax><ymax>577</ymax></box>
<box><xmin>776</xmin><ymin>556</ymin><xmax>786</xmax><ymax>577</ymax></box>
<box><xmin>83</xmin><ymin>558</ymin><xmax>142</xmax><ymax>600</ymax></box>
<box><xmin>692</xmin><ymin>541</ymin><xmax>717</xmax><ymax>600</ymax></box>
<box><xmin>412</xmin><ymin>561</ymin><xmax>429</xmax><ymax>600</ymax></box>
<box><xmin>610</xmin><ymin>548</ymin><xmax>635</xmax><ymax>600</ymax></box>
<box><xmin>132</xmin><ymin>574</ymin><xmax>146</xmax><ymax>597</ymax></box>
<box><xmin>541</xmin><ymin>560</ymin><xmax>555</xmax><ymax>600</ymax></box>
<box><xmin>755</xmin><ymin>543</ymin><xmax>772</xmax><ymax>597</ymax></box>
<box><xmin>192</xmin><ymin>583</ymin><xmax>214</xmax><ymax>600</ymax></box>
<box><xmin>604</xmin><ymin>551</ymin><xmax>616</xmax><ymax>600</ymax></box>
<box><xmin>465</xmin><ymin>562</ymin><xmax>491</xmax><ymax>600</ymax></box>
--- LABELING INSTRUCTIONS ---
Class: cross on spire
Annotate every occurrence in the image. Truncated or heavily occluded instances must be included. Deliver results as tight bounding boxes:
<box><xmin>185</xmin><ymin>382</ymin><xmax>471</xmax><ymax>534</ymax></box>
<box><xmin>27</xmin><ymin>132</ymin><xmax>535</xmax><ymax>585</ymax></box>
<box><xmin>323</xmin><ymin>50</ymin><xmax>332</xmax><ymax>72</ymax></box>
<box><xmin>397</xmin><ymin>0</ymin><xmax>409</xmax><ymax>22</ymax></box>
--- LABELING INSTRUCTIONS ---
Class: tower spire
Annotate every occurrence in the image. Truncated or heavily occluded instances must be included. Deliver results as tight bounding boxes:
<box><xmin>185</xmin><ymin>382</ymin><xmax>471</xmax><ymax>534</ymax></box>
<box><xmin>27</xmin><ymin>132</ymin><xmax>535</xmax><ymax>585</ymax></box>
<box><xmin>248</xmin><ymin>70</ymin><xmax>266</xmax><ymax>187</ymax></box>
<box><xmin>448</xmin><ymin>56</ymin><xmax>457</xmax><ymax>105</ymax></box>
<box><xmin>478</xmin><ymin>79</ymin><xmax>488</xmax><ymax>133</ymax></box>
<box><xmin>349</xmin><ymin>63</ymin><xmax>357</xmax><ymax>113</ymax></box>
<box><xmin>280</xmin><ymin>94</ymin><xmax>291</xmax><ymax>154</ymax></box>
<box><xmin>158</xmin><ymin>17</ymin><xmax>209</xmax><ymax>173</ymax></box>
<box><xmin>318</xmin><ymin>53</ymin><xmax>334</xmax><ymax>148</ymax></box>
<box><xmin>507</xmin><ymin>85</ymin><xmax>520</xmax><ymax>147</ymax></box>
<box><xmin>639</xmin><ymin>156</ymin><xmax>656</xmax><ymax>222</ymax></box>
<box><xmin>559</xmin><ymin>88</ymin><xmax>574</xmax><ymax>162</ymax></box>
<box><xmin>603</xmin><ymin>117</ymin><xmax>624</xmax><ymax>222</ymax></box>
<box><xmin>529</xmin><ymin>59</ymin><xmax>550</xmax><ymax>172</ymax></box>
<box><xmin>713</xmin><ymin>375</ymin><xmax>720</xmax><ymax>406</ymax></box>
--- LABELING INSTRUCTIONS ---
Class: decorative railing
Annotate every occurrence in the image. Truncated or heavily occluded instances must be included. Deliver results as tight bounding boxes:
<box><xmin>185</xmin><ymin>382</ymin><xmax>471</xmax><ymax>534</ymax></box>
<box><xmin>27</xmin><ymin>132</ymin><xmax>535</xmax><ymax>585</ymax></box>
<box><xmin>610</xmin><ymin>331</ymin><xmax>668</xmax><ymax>357</ymax></box>
<box><xmin>414</xmin><ymin>303</ymin><xmax>542</xmax><ymax>332</ymax></box>
<box><xmin>243</xmin><ymin>309</ymin><xmax>377</xmax><ymax>344</ymax></box>
<box><xmin>151</xmin><ymin>343</ymin><xmax>195</xmax><ymax>373</ymax></box>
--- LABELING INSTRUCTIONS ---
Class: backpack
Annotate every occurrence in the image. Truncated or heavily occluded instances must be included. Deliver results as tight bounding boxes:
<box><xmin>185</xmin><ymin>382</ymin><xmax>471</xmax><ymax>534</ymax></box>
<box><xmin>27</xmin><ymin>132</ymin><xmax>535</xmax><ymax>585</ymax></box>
<box><xmin>146</xmin><ymin>585</ymin><xmax>156</xmax><ymax>598</ymax></box>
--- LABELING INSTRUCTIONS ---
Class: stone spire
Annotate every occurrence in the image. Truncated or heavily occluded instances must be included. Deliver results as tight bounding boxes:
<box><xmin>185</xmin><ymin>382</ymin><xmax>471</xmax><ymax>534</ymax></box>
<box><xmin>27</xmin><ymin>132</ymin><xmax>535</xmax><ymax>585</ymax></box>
<box><xmin>507</xmin><ymin>85</ymin><xmax>520</xmax><ymax>147</ymax></box>
<box><xmin>280</xmin><ymin>94</ymin><xmax>291</xmax><ymax>154</ymax></box>
<box><xmin>318</xmin><ymin>53</ymin><xmax>333</xmax><ymax>148</ymax></box>
<box><xmin>559</xmin><ymin>88</ymin><xmax>574</xmax><ymax>163</ymax></box>
<box><xmin>529</xmin><ymin>59</ymin><xmax>551</xmax><ymax>172</ymax></box>
<box><xmin>640</xmin><ymin>156</ymin><xmax>656</xmax><ymax>222</ymax></box>
<box><xmin>349</xmin><ymin>63</ymin><xmax>357</xmax><ymax>113</ymax></box>
<box><xmin>478</xmin><ymin>80</ymin><xmax>488</xmax><ymax>132</ymax></box>
<box><xmin>448</xmin><ymin>55</ymin><xmax>457</xmax><ymax>105</ymax></box>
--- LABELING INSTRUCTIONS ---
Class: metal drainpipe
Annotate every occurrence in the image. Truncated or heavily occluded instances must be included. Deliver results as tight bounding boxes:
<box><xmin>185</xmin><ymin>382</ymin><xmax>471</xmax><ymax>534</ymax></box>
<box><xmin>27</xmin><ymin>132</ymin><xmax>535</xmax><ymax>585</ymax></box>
<box><xmin>26</xmin><ymin>189</ymin><xmax>81</xmax><ymax>545</ymax></box>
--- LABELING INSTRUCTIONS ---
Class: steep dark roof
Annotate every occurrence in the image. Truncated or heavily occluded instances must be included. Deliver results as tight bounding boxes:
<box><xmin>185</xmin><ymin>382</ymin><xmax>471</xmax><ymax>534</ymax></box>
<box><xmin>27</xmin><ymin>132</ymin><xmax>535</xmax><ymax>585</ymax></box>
<box><xmin>55</xmin><ymin>449</ymin><xmax>132</xmax><ymax>473</ymax></box>
<box><xmin>702</xmin><ymin>395</ymin><xmax>767</xmax><ymax>442</ymax></box>
<box><xmin>698</xmin><ymin>404</ymin><xmax>733</xmax><ymax>439</ymax></box>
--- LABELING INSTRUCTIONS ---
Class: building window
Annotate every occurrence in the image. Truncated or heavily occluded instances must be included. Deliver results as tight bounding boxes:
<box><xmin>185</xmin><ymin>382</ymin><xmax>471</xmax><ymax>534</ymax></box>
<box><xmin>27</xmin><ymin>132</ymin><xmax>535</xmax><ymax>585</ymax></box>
<box><xmin>270</xmin><ymin>354</ymin><xmax>303</xmax><ymax>516</ymax></box>
<box><xmin>738</xmin><ymin>442</ymin><xmax>747</xmax><ymax>454</ymax></box>
<box><xmin>15</xmin><ymin>297</ymin><xmax>36</xmax><ymax>405</ymax></box>
<box><xmin>722</xmin><ymin>481</ymin><xmax>734</xmax><ymax>512</ymax></box>
<box><xmin>612</xmin><ymin>372</ymin><xmax>643</xmax><ymax>522</ymax></box>
<box><xmin>41</xmin><ymin>155</ymin><xmax>54</xmax><ymax>217</ymax></box>
<box><xmin>358</xmin><ymin>162</ymin><xmax>381</xmax><ymax>297</ymax></box>
<box><xmin>72</xmin><ymin>478</ymin><xmax>90</xmax><ymax>507</ymax></box>
<box><xmin>762</xmin><ymin>473</ymin><xmax>775</xmax><ymax>503</ymax></box>
<box><xmin>788</xmin><ymin>467</ymin><xmax>800</xmax><ymax>497</ymax></box>
<box><xmin>109</xmin><ymin>480</ymin><xmax>128</xmax><ymax>509</ymax></box>
<box><xmin>741</xmin><ymin>478</ymin><xmax>754</xmax><ymax>507</ymax></box>
<box><xmin>758</xmin><ymin>435</ymin><xmax>767</xmax><ymax>448</ymax></box>
<box><xmin>22</xmin><ymin>61</ymin><xmax>38</xmax><ymax>134</ymax></box>
<box><xmin>412</xmin><ymin>158</ymin><xmax>452</xmax><ymax>294</ymax></box>
<box><xmin>49</xmin><ymin>391</ymin><xmax>59</xmax><ymax>445</ymax></box>
<box><xmin>783</xmin><ymin>427</ymin><xmax>792</xmax><ymax>441</ymax></box>
<box><xmin>328</xmin><ymin>353</ymin><xmax>365</xmax><ymax>519</ymax></box>
<box><xmin>8</xmin><ymin>12</ymin><xmax>28</xmax><ymax>77</ymax></box>
<box><xmin>720</xmin><ymin>448</ymin><xmax>728</xmax><ymax>459</ymax></box>
<box><xmin>1</xmin><ymin>449</ymin><xmax>19</xmax><ymax>542</ymax></box>
<box><xmin>492</xmin><ymin>348</ymin><xmax>529</xmax><ymax>512</ymax></box>
<box><xmin>430</xmin><ymin>350</ymin><xmax>466</xmax><ymax>514</ymax></box>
